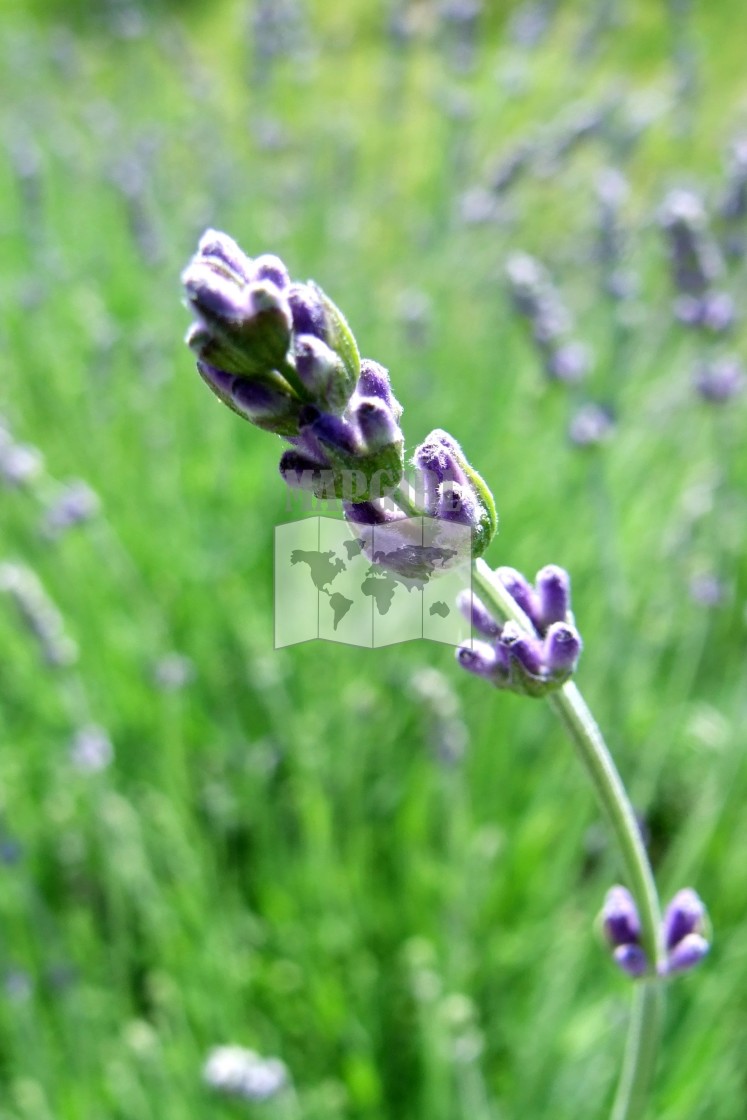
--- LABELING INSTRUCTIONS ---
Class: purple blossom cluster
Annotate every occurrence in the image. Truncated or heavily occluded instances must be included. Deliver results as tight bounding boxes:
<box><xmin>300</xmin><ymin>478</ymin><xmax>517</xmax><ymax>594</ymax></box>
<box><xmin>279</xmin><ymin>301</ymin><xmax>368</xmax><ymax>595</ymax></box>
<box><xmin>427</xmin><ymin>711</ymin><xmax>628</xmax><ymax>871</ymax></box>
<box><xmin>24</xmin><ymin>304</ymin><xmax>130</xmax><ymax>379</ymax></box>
<box><xmin>183</xmin><ymin>232</ymin><xmax>497</xmax><ymax>565</ymax></box>
<box><xmin>506</xmin><ymin>252</ymin><xmax>591</xmax><ymax>384</ymax></box>
<box><xmin>343</xmin><ymin>427</ymin><xmax>498</xmax><ymax>579</ymax></box>
<box><xmin>658</xmin><ymin>189</ymin><xmax>734</xmax><ymax>334</ymax></box>
<box><xmin>602</xmin><ymin>885</ymin><xmax>709</xmax><ymax>978</ymax></box>
<box><xmin>456</xmin><ymin>564</ymin><xmax>582</xmax><ymax>697</ymax></box>
<box><xmin>692</xmin><ymin>355</ymin><xmax>746</xmax><ymax>404</ymax></box>
<box><xmin>183</xmin><ymin>230</ymin><xmax>404</xmax><ymax>503</ymax></box>
<box><xmin>0</xmin><ymin>562</ymin><xmax>77</xmax><ymax>667</ymax></box>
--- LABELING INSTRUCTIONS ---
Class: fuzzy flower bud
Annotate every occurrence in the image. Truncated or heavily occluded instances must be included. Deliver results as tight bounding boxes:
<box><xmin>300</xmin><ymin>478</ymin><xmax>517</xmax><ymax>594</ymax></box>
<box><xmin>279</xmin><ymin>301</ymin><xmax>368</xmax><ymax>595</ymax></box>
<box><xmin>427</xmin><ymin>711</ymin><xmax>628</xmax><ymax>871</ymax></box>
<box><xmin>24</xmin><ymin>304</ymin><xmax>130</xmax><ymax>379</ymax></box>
<box><xmin>659</xmin><ymin>189</ymin><xmax>723</xmax><ymax>298</ymax></box>
<box><xmin>663</xmin><ymin>888</ymin><xmax>707</xmax><ymax>952</ymax></box>
<box><xmin>601</xmin><ymin>886</ymin><xmax>641</xmax><ymax>948</ymax></box>
<box><xmin>664</xmin><ymin>933</ymin><xmax>710</xmax><ymax>975</ymax></box>
<box><xmin>456</xmin><ymin>563</ymin><xmax>582</xmax><ymax>697</ymax></box>
<box><xmin>658</xmin><ymin>886</ymin><xmax>710</xmax><ymax>976</ymax></box>
<box><xmin>456</xmin><ymin>590</ymin><xmax>502</xmax><ymax>638</ymax></box>
<box><xmin>456</xmin><ymin>640</ymin><xmax>509</xmax><ymax>684</ymax></box>
<box><xmin>183</xmin><ymin>232</ymin><xmax>362</xmax><ymax>439</ymax></box>
<box><xmin>495</xmin><ymin>567</ymin><xmax>542</xmax><ymax>629</ymax></box>
<box><xmin>183</xmin><ymin>260</ymin><xmax>292</xmax><ymax>378</ymax></box>
<box><xmin>294</xmin><ymin>335</ymin><xmax>351</xmax><ymax>413</ymax></box>
<box><xmin>543</xmin><ymin>622</ymin><xmax>582</xmax><ymax>676</ymax></box>
<box><xmin>693</xmin><ymin>356</ymin><xmax>745</xmax><ymax>403</ymax></box>
<box><xmin>598</xmin><ymin>886</ymin><xmax>651</xmax><ymax>978</ymax></box>
<box><xmin>535</xmin><ymin>564</ymin><xmax>572</xmax><ymax>627</ymax></box>
<box><xmin>356</xmin><ymin>359</ymin><xmax>403</xmax><ymax>421</ymax></box>
<box><xmin>195</xmin><ymin>229</ymin><xmax>253</xmax><ymax>283</ymax></box>
<box><xmin>197</xmin><ymin>361</ymin><xmax>303</xmax><ymax>436</ymax></box>
<box><xmin>613</xmin><ymin>943</ymin><xmax>649</xmax><ymax>979</ymax></box>
<box><xmin>280</xmin><ymin>391</ymin><xmax>404</xmax><ymax>504</ymax></box>
<box><xmin>413</xmin><ymin>430</ymin><xmax>497</xmax><ymax>559</ymax></box>
<box><xmin>501</xmin><ymin>621</ymin><xmax>545</xmax><ymax>678</ymax></box>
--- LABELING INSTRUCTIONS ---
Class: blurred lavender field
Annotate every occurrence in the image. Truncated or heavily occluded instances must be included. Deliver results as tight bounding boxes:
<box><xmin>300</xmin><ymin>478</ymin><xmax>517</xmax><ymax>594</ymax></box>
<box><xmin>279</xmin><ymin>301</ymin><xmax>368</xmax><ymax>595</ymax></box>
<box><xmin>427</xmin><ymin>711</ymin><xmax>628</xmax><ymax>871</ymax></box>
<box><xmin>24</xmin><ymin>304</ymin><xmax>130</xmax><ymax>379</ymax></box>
<box><xmin>1</xmin><ymin>2</ymin><xmax>746</xmax><ymax>1117</ymax></box>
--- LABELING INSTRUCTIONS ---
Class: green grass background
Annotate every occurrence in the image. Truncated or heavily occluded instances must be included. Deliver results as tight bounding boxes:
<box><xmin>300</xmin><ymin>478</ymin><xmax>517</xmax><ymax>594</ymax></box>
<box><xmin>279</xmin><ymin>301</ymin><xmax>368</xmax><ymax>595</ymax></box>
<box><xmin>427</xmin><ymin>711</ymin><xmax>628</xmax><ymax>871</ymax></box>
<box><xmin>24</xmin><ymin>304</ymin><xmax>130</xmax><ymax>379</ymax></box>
<box><xmin>1</xmin><ymin>1</ymin><xmax>746</xmax><ymax>1117</ymax></box>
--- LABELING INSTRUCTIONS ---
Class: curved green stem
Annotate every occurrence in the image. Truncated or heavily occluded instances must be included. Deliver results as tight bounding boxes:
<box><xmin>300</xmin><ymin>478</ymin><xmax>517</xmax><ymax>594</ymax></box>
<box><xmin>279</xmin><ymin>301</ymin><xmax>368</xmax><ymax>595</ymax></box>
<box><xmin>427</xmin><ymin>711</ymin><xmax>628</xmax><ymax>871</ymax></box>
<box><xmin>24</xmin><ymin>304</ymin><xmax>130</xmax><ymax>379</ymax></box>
<box><xmin>611</xmin><ymin>981</ymin><xmax>663</xmax><ymax>1120</ymax></box>
<box><xmin>545</xmin><ymin>682</ymin><xmax>661</xmax><ymax>965</ymax></box>
<box><xmin>471</xmin><ymin>557</ymin><xmax>665</xmax><ymax>1120</ymax></box>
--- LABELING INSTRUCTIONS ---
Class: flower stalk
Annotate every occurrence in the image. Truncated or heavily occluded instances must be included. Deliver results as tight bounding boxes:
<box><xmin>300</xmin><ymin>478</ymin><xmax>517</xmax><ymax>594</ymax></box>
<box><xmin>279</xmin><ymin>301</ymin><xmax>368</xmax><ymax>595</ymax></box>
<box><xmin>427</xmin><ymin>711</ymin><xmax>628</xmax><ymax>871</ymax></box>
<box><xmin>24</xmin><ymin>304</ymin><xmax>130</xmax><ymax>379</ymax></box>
<box><xmin>181</xmin><ymin>233</ymin><xmax>711</xmax><ymax>1120</ymax></box>
<box><xmin>471</xmin><ymin>558</ymin><xmax>663</xmax><ymax>1119</ymax></box>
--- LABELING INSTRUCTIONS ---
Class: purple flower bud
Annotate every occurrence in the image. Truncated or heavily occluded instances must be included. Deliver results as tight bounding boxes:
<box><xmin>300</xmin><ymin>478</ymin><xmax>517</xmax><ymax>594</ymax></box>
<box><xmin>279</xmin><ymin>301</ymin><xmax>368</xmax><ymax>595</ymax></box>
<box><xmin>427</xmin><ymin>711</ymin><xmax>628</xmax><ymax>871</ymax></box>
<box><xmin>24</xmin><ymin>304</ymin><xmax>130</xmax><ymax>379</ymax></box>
<box><xmin>601</xmin><ymin>886</ymin><xmax>641</xmax><ymax>948</ymax></box>
<box><xmin>231</xmin><ymin>377</ymin><xmax>298</xmax><ymax>431</ymax></box>
<box><xmin>306</xmin><ymin>412</ymin><xmax>361</xmax><ymax>458</ymax></box>
<box><xmin>700</xmin><ymin>291</ymin><xmax>735</xmax><ymax>333</ymax></box>
<box><xmin>195</xmin><ymin>359</ymin><xmax>235</xmax><ymax>402</ymax></box>
<box><xmin>456</xmin><ymin>590</ymin><xmax>502</xmax><ymax>638</ymax></box>
<box><xmin>456</xmin><ymin>640</ymin><xmax>509</xmax><ymax>683</ymax></box>
<box><xmin>197</xmin><ymin>363</ymin><xmax>300</xmax><ymax>436</ymax></box>
<box><xmin>288</xmin><ymin>283</ymin><xmax>327</xmax><ymax>339</ymax></box>
<box><xmin>568</xmin><ymin>403</ymin><xmax>615</xmax><ymax>447</ymax></box>
<box><xmin>410</xmin><ymin>430</ymin><xmax>496</xmax><ymax>557</ymax></box>
<box><xmin>663</xmin><ymin>888</ymin><xmax>706</xmax><ymax>951</ymax></box>
<box><xmin>535</xmin><ymin>564</ymin><xmax>571</xmax><ymax>626</ymax></box>
<box><xmin>674</xmin><ymin>294</ymin><xmax>704</xmax><ymax>326</ymax></box>
<box><xmin>246</xmin><ymin>280</ymin><xmax>289</xmax><ymax>318</ymax></box>
<box><xmin>293</xmin><ymin>335</ymin><xmax>351</xmax><ymax>411</ymax></box>
<box><xmin>413</xmin><ymin>429</ymin><xmax>468</xmax><ymax>514</ymax></box>
<box><xmin>545</xmin><ymin>341</ymin><xmax>590</xmax><ymax>384</ymax></box>
<box><xmin>693</xmin><ymin>356</ymin><xmax>745</xmax><ymax>403</ymax></box>
<box><xmin>252</xmin><ymin>253</ymin><xmax>290</xmax><ymax>289</ymax></box>
<box><xmin>43</xmin><ymin>480</ymin><xmax>100</xmax><ymax>537</ymax></box>
<box><xmin>183</xmin><ymin>261</ymin><xmax>247</xmax><ymax>322</ymax></box>
<box><xmin>659</xmin><ymin>189</ymin><xmax>722</xmax><ymax>296</ymax></box>
<box><xmin>356</xmin><ymin>359</ymin><xmax>403</xmax><ymax>421</ymax></box>
<box><xmin>183</xmin><ymin>260</ymin><xmax>292</xmax><ymax>378</ymax></box>
<box><xmin>435</xmin><ymin>480</ymin><xmax>479</xmax><ymax>527</ymax></box>
<box><xmin>1</xmin><ymin>443</ymin><xmax>43</xmax><ymax>488</ymax></box>
<box><xmin>543</xmin><ymin>622</ymin><xmax>582</xmax><ymax>676</ymax></box>
<box><xmin>354</xmin><ymin>398</ymin><xmax>402</xmax><ymax>454</ymax></box>
<box><xmin>495</xmin><ymin>567</ymin><xmax>542</xmax><ymax>629</ymax></box>
<box><xmin>613</xmin><ymin>943</ymin><xmax>649</xmax><ymax>978</ymax></box>
<box><xmin>412</xmin><ymin>427</ymin><xmax>499</xmax><ymax>555</ymax></box>
<box><xmin>279</xmin><ymin>450</ymin><xmax>331</xmax><ymax>492</ymax></box>
<box><xmin>663</xmin><ymin>933</ymin><xmax>710</xmax><ymax>975</ymax></box>
<box><xmin>500</xmin><ymin>622</ymin><xmax>544</xmax><ymax>677</ymax></box>
<box><xmin>342</xmin><ymin>500</ymin><xmax>406</xmax><ymax>526</ymax></box>
<box><xmin>196</xmin><ymin>229</ymin><xmax>253</xmax><ymax>283</ymax></box>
